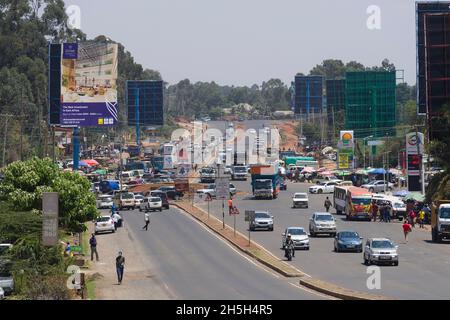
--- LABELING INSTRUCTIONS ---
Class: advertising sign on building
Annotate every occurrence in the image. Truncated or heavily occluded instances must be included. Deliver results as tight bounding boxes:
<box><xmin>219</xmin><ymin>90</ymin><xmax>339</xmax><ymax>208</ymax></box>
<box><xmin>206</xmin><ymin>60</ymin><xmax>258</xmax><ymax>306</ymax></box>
<box><xmin>61</xmin><ymin>42</ymin><xmax>119</xmax><ymax>127</ymax></box>
<box><xmin>338</xmin><ymin>130</ymin><xmax>354</xmax><ymax>169</ymax></box>
<box><xmin>338</xmin><ymin>153</ymin><xmax>350</xmax><ymax>169</ymax></box>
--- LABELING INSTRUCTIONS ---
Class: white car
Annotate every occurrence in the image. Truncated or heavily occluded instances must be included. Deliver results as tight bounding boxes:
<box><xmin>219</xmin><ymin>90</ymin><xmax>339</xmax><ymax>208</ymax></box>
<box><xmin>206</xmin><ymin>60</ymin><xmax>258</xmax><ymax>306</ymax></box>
<box><xmin>282</xmin><ymin>227</ymin><xmax>310</xmax><ymax>250</ymax></box>
<box><xmin>361</xmin><ymin>180</ymin><xmax>394</xmax><ymax>193</ymax></box>
<box><xmin>140</xmin><ymin>197</ymin><xmax>163</xmax><ymax>212</ymax></box>
<box><xmin>0</xmin><ymin>287</ymin><xmax>4</xmax><ymax>300</ymax></box>
<box><xmin>309</xmin><ymin>181</ymin><xmax>340</xmax><ymax>194</ymax></box>
<box><xmin>309</xmin><ymin>212</ymin><xmax>337</xmax><ymax>237</ymax></box>
<box><xmin>134</xmin><ymin>194</ymin><xmax>145</xmax><ymax>207</ymax></box>
<box><xmin>96</xmin><ymin>195</ymin><xmax>113</xmax><ymax>209</ymax></box>
<box><xmin>292</xmin><ymin>193</ymin><xmax>309</xmax><ymax>208</ymax></box>
<box><xmin>250</xmin><ymin>211</ymin><xmax>274</xmax><ymax>231</ymax></box>
<box><xmin>94</xmin><ymin>216</ymin><xmax>115</xmax><ymax>234</ymax></box>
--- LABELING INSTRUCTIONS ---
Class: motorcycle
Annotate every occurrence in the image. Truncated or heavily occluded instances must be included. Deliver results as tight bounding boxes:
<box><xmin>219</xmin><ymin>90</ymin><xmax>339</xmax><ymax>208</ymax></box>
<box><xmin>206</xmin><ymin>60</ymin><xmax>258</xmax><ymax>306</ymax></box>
<box><xmin>285</xmin><ymin>246</ymin><xmax>294</xmax><ymax>261</ymax></box>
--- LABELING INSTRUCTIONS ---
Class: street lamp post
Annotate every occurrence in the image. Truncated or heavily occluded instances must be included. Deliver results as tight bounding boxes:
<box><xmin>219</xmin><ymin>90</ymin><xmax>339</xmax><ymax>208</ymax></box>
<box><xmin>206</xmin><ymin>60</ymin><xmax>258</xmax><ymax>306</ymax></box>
<box><xmin>363</xmin><ymin>135</ymin><xmax>373</xmax><ymax>169</ymax></box>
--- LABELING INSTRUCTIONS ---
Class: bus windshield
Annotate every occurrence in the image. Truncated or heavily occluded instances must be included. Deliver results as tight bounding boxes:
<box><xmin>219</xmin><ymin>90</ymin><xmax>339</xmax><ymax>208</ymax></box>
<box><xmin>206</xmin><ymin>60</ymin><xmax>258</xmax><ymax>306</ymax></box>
<box><xmin>352</xmin><ymin>197</ymin><xmax>371</xmax><ymax>205</ymax></box>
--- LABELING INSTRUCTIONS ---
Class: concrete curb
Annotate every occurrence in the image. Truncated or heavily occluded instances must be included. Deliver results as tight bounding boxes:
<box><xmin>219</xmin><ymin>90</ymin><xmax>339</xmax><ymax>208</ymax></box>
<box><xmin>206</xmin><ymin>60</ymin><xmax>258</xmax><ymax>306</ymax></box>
<box><xmin>299</xmin><ymin>278</ymin><xmax>394</xmax><ymax>300</ymax></box>
<box><xmin>173</xmin><ymin>201</ymin><xmax>394</xmax><ymax>300</ymax></box>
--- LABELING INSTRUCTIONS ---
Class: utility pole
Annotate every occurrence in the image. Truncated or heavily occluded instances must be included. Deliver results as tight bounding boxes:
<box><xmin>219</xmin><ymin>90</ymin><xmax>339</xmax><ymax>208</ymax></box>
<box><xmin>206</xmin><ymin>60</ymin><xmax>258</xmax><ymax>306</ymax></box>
<box><xmin>2</xmin><ymin>115</ymin><xmax>11</xmax><ymax>168</ymax></box>
<box><xmin>416</xmin><ymin>125</ymin><xmax>425</xmax><ymax>195</ymax></box>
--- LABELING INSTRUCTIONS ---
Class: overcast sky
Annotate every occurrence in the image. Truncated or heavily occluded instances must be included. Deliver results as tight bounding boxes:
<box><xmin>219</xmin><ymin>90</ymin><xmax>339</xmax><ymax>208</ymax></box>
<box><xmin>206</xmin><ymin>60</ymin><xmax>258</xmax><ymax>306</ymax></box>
<box><xmin>64</xmin><ymin>0</ymin><xmax>419</xmax><ymax>86</ymax></box>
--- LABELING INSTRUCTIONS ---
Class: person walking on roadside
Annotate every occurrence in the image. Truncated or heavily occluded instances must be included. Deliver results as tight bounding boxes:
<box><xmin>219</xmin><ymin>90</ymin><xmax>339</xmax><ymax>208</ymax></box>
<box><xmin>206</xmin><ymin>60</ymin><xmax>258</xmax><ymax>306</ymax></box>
<box><xmin>403</xmin><ymin>221</ymin><xmax>412</xmax><ymax>243</ymax></box>
<box><xmin>418</xmin><ymin>209</ymin><xmax>425</xmax><ymax>229</ymax></box>
<box><xmin>115</xmin><ymin>251</ymin><xmax>125</xmax><ymax>285</ymax></box>
<box><xmin>371</xmin><ymin>201</ymin><xmax>378</xmax><ymax>222</ymax></box>
<box><xmin>324</xmin><ymin>197</ymin><xmax>332</xmax><ymax>212</ymax></box>
<box><xmin>408</xmin><ymin>210</ymin><xmax>416</xmax><ymax>228</ymax></box>
<box><xmin>89</xmin><ymin>234</ymin><xmax>99</xmax><ymax>261</ymax></box>
<box><xmin>228</xmin><ymin>198</ymin><xmax>233</xmax><ymax>215</ymax></box>
<box><xmin>142</xmin><ymin>213</ymin><xmax>150</xmax><ymax>231</ymax></box>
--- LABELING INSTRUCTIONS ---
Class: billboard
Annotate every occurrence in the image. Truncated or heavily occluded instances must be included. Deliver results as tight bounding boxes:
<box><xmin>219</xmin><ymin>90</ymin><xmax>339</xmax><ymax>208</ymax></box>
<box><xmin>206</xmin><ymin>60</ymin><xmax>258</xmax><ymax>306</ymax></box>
<box><xmin>338</xmin><ymin>130</ymin><xmax>354</xmax><ymax>169</ymax></box>
<box><xmin>60</xmin><ymin>42</ymin><xmax>119</xmax><ymax>126</ymax></box>
<box><xmin>127</xmin><ymin>81</ymin><xmax>164</xmax><ymax>126</ymax></box>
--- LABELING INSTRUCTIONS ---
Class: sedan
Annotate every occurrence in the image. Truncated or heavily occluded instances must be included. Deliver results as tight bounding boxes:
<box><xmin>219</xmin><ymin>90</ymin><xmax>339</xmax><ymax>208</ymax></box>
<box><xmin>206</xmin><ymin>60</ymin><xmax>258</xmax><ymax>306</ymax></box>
<box><xmin>250</xmin><ymin>211</ymin><xmax>274</xmax><ymax>231</ymax></box>
<box><xmin>334</xmin><ymin>231</ymin><xmax>363</xmax><ymax>252</ymax></box>
<box><xmin>361</xmin><ymin>180</ymin><xmax>394</xmax><ymax>193</ymax></box>
<box><xmin>158</xmin><ymin>186</ymin><xmax>183</xmax><ymax>200</ymax></box>
<box><xmin>308</xmin><ymin>181</ymin><xmax>339</xmax><ymax>194</ymax></box>
<box><xmin>94</xmin><ymin>216</ymin><xmax>116</xmax><ymax>234</ymax></box>
<box><xmin>134</xmin><ymin>194</ymin><xmax>145</xmax><ymax>207</ymax></box>
<box><xmin>282</xmin><ymin>227</ymin><xmax>310</xmax><ymax>250</ymax></box>
<box><xmin>363</xmin><ymin>238</ymin><xmax>399</xmax><ymax>266</ymax></box>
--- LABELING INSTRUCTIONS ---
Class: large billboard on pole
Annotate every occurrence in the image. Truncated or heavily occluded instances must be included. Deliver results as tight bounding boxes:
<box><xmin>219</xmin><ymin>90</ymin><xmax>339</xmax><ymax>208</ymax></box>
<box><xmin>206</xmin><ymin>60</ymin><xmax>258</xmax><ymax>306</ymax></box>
<box><xmin>60</xmin><ymin>42</ymin><xmax>119</xmax><ymax>127</ymax></box>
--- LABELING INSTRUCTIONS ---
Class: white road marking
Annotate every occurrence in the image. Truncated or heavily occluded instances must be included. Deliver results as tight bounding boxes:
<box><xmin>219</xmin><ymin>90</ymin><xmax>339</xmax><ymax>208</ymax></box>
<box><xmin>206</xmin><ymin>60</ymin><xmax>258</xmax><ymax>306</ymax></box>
<box><xmin>288</xmin><ymin>282</ymin><xmax>337</xmax><ymax>300</ymax></box>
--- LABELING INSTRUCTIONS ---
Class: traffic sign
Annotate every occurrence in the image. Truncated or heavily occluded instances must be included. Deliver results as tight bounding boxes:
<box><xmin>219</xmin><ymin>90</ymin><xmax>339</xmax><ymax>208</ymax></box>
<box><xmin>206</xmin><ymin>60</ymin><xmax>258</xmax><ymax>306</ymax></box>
<box><xmin>229</xmin><ymin>206</ymin><xmax>240</xmax><ymax>216</ymax></box>
<box><xmin>204</xmin><ymin>193</ymin><xmax>212</xmax><ymax>202</ymax></box>
<box><xmin>245</xmin><ymin>210</ymin><xmax>255</xmax><ymax>222</ymax></box>
<box><xmin>215</xmin><ymin>177</ymin><xmax>230</xmax><ymax>200</ymax></box>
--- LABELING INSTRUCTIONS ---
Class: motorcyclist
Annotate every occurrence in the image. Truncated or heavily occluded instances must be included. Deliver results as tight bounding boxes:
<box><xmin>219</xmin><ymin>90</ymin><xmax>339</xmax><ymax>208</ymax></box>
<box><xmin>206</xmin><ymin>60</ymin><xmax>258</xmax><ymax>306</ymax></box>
<box><xmin>285</xmin><ymin>234</ymin><xmax>295</xmax><ymax>258</ymax></box>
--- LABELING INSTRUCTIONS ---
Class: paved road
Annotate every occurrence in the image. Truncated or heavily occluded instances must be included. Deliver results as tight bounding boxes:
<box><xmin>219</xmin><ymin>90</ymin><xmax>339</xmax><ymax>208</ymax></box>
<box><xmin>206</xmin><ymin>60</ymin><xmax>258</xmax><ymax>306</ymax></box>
<box><xmin>196</xmin><ymin>179</ymin><xmax>450</xmax><ymax>300</ymax></box>
<box><xmin>110</xmin><ymin>206</ymin><xmax>327</xmax><ymax>300</ymax></box>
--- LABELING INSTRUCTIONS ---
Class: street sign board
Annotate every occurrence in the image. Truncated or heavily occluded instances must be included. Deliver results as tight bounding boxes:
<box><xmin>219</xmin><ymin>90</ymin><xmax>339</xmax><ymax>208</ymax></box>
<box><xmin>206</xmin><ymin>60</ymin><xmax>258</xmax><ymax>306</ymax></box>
<box><xmin>367</xmin><ymin>140</ymin><xmax>384</xmax><ymax>146</ymax></box>
<box><xmin>245</xmin><ymin>210</ymin><xmax>255</xmax><ymax>222</ymax></box>
<box><xmin>406</xmin><ymin>132</ymin><xmax>424</xmax><ymax>155</ymax></box>
<box><xmin>215</xmin><ymin>177</ymin><xmax>230</xmax><ymax>200</ymax></box>
<box><xmin>229</xmin><ymin>206</ymin><xmax>240</xmax><ymax>216</ymax></box>
<box><xmin>42</xmin><ymin>192</ymin><xmax>59</xmax><ymax>246</ymax></box>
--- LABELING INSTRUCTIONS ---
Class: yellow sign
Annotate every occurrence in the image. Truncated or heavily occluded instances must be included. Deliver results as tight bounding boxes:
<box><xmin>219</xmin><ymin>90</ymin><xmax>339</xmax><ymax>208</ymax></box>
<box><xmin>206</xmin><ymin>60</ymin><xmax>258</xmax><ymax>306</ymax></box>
<box><xmin>338</xmin><ymin>154</ymin><xmax>349</xmax><ymax>169</ymax></box>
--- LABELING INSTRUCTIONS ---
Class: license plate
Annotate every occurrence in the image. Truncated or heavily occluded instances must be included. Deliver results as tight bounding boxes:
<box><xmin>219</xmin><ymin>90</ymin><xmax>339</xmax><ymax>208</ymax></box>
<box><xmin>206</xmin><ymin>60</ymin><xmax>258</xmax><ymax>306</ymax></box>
<box><xmin>102</xmin><ymin>223</ymin><xmax>107</xmax><ymax>227</ymax></box>
<box><xmin>380</xmin><ymin>256</ymin><xmax>391</xmax><ymax>260</ymax></box>
<box><xmin>347</xmin><ymin>245</ymin><xmax>355</xmax><ymax>248</ymax></box>
<box><xmin>152</xmin><ymin>203</ymin><xmax>159</xmax><ymax>205</ymax></box>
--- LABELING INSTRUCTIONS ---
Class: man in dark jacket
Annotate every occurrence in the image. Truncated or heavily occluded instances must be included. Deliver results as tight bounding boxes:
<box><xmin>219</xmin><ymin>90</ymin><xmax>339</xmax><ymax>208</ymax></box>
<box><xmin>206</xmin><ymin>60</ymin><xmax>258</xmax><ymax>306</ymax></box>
<box><xmin>90</xmin><ymin>234</ymin><xmax>99</xmax><ymax>261</ymax></box>
<box><xmin>116</xmin><ymin>251</ymin><xmax>125</xmax><ymax>285</ymax></box>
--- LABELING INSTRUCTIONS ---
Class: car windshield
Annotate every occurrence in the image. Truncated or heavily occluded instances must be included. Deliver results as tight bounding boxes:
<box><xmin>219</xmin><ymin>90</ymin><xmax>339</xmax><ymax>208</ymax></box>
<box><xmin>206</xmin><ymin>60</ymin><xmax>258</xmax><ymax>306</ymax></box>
<box><xmin>393</xmin><ymin>202</ymin><xmax>405</xmax><ymax>208</ymax></box>
<box><xmin>316</xmin><ymin>214</ymin><xmax>333</xmax><ymax>221</ymax></box>
<box><xmin>135</xmin><ymin>195</ymin><xmax>144</xmax><ymax>200</ymax></box>
<box><xmin>234</xmin><ymin>167</ymin><xmax>246</xmax><ymax>172</ymax></box>
<box><xmin>122</xmin><ymin>193</ymin><xmax>134</xmax><ymax>199</ymax></box>
<box><xmin>202</xmin><ymin>168</ymin><xmax>214</xmax><ymax>174</ymax></box>
<box><xmin>316</xmin><ymin>182</ymin><xmax>326</xmax><ymax>185</ymax></box>
<box><xmin>255</xmin><ymin>180</ymin><xmax>272</xmax><ymax>189</ymax></box>
<box><xmin>372</xmin><ymin>240</ymin><xmax>394</xmax><ymax>249</ymax></box>
<box><xmin>340</xmin><ymin>232</ymin><xmax>359</xmax><ymax>239</ymax></box>
<box><xmin>294</xmin><ymin>194</ymin><xmax>307</xmax><ymax>199</ymax></box>
<box><xmin>150</xmin><ymin>197</ymin><xmax>161</xmax><ymax>202</ymax></box>
<box><xmin>288</xmin><ymin>228</ymin><xmax>306</xmax><ymax>235</ymax></box>
<box><xmin>100</xmin><ymin>197</ymin><xmax>112</xmax><ymax>202</ymax></box>
<box><xmin>255</xmin><ymin>212</ymin><xmax>270</xmax><ymax>219</ymax></box>
<box><xmin>97</xmin><ymin>217</ymin><xmax>111</xmax><ymax>222</ymax></box>
<box><xmin>439</xmin><ymin>208</ymin><xmax>450</xmax><ymax>219</ymax></box>
<box><xmin>352</xmin><ymin>198</ymin><xmax>371</xmax><ymax>205</ymax></box>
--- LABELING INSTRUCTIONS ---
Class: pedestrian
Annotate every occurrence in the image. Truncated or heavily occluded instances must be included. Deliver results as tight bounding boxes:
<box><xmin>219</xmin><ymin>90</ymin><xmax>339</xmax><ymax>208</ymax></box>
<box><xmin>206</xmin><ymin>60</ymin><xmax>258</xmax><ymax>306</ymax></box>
<box><xmin>142</xmin><ymin>212</ymin><xmax>150</xmax><ymax>231</ymax></box>
<box><xmin>115</xmin><ymin>251</ymin><xmax>125</xmax><ymax>285</ymax></box>
<box><xmin>386</xmin><ymin>203</ymin><xmax>392</xmax><ymax>223</ymax></box>
<box><xmin>371</xmin><ymin>201</ymin><xmax>378</xmax><ymax>222</ymax></box>
<box><xmin>64</xmin><ymin>242</ymin><xmax>71</xmax><ymax>257</ymax></box>
<box><xmin>423</xmin><ymin>204</ymin><xmax>431</xmax><ymax>224</ymax></box>
<box><xmin>89</xmin><ymin>234</ymin><xmax>99</xmax><ymax>261</ymax></box>
<box><xmin>324</xmin><ymin>197</ymin><xmax>332</xmax><ymax>212</ymax></box>
<box><xmin>418</xmin><ymin>209</ymin><xmax>425</xmax><ymax>229</ymax></box>
<box><xmin>402</xmin><ymin>220</ymin><xmax>412</xmax><ymax>243</ymax></box>
<box><xmin>228</xmin><ymin>198</ymin><xmax>233</xmax><ymax>215</ymax></box>
<box><xmin>112</xmin><ymin>211</ymin><xmax>122</xmax><ymax>230</ymax></box>
<box><xmin>408</xmin><ymin>210</ymin><xmax>416</xmax><ymax>228</ymax></box>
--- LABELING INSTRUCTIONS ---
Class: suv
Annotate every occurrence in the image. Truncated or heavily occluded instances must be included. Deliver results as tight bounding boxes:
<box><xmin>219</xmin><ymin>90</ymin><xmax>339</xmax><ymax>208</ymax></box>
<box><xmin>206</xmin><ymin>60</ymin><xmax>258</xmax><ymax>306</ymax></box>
<box><xmin>309</xmin><ymin>212</ymin><xmax>337</xmax><ymax>237</ymax></box>
<box><xmin>150</xmin><ymin>191</ymin><xmax>170</xmax><ymax>209</ymax></box>
<box><xmin>363</xmin><ymin>238</ymin><xmax>399</xmax><ymax>266</ymax></box>
<box><xmin>158</xmin><ymin>186</ymin><xmax>183</xmax><ymax>200</ymax></box>
<box><xmin>292</xmin><ymin>192</ymin><xmax>309</xmax><ymax>208</ymax></box>
<box><xmin>140</xmin><ymin>197</ymin><xmax>162</xmax><ymax>212</ymax></box>
<box><xmin>114</xmin><ymin>192</ymin><xmax>135</xmax><ymax>210</ymax></box>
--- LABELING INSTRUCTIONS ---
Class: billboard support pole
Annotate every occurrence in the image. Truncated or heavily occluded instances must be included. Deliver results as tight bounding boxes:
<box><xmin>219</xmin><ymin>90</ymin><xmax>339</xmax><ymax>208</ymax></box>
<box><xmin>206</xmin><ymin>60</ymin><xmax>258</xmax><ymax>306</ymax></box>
<box><xmin>73</xmin><ymin>127</ymin><xmax>80</xmax><ymax>171</ymax></box>
<box><xmin>135</xmin><ymin>88</ymin><xmax>140</xmax><ymax>153</ymax></box>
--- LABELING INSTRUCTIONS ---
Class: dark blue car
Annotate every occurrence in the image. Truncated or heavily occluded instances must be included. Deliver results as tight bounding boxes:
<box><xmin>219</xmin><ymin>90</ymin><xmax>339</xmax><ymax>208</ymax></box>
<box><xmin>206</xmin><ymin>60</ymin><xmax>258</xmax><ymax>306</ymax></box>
<box><xmin>334</xmin><ymin>231</ymin><xmax>363</xmax><ymax>252</ymax></box>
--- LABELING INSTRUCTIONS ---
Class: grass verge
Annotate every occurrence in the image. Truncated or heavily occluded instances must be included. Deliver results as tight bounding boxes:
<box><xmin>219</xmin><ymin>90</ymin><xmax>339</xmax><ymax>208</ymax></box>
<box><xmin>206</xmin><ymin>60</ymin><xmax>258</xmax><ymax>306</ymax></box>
<box><xmin>86</xmin><ymin>280</ymin><xmax>96</xmax><ymax>300</ymax></box>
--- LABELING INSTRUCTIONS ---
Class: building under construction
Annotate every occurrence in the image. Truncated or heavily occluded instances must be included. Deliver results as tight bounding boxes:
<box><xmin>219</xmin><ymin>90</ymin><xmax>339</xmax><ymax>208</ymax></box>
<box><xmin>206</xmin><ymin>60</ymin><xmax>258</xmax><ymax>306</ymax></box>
<box><xmin>344</xmin><ymin>71</ymin><xmax>397</xmax><ymax>139</ymax></box>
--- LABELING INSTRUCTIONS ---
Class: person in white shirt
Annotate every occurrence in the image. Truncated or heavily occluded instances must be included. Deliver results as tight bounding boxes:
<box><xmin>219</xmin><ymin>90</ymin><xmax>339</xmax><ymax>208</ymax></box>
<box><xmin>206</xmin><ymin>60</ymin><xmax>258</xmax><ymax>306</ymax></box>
<box><xmin>142</xmin><ymin>213</ymin><xmax>150</xmax><ymax>231</ymax></box>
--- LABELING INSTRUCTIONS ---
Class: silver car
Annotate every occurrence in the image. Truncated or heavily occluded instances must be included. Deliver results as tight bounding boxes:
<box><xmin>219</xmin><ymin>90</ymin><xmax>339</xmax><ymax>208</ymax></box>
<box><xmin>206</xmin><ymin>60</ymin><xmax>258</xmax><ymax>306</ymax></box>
<box><xmin>282</xmin><ymin>227</ymin><xmax>310</xmax><ymax>250</ymax></box>
<box><xmin>361</xmin><ymin>180</ymin><xmax>394</xmax><ymax>193</ymax></box>
<box><xmin>309</xmin><ymin>212</ymin><xmax>337</xmax><ymax>237</ymax></box>
<box><xmin>250</xmin><ymin>211</ymin><xmax>274</xmax><ymax>231</ymax></box>
<box><xmin>363</xmin><ymin>238</ymin><xmax>399</xmax><ymax>266</ymax></box>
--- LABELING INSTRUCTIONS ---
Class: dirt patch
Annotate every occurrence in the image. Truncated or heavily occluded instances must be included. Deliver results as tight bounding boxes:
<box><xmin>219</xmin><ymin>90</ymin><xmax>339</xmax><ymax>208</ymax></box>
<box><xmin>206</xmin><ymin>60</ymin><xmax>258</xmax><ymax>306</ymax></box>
<box><xmin>275</xmin><ymin>121</ymin><xmax>300</xmax><ymax>152</ymax></box>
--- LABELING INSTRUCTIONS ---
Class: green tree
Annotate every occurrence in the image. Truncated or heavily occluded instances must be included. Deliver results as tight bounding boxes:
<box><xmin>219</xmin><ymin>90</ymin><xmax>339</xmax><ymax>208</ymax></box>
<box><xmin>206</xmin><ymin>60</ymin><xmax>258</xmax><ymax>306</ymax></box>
<box><xmin>310</xmin><ymin>59</ymin><xmax>345</xmax><ymax>79</ymax></box>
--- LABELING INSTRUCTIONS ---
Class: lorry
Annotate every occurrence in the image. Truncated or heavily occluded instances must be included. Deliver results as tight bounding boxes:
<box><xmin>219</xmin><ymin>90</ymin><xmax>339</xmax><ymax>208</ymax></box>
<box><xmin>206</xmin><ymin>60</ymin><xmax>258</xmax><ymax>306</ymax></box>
<box><xmin>431</xmin><ymin>200</ymin><xmax>450</xmax><ymax>243</ymax></box>
<box><xmin>231</xmin><ymin>165</ymin><xmax>248</xmax><ymax>180</ymax></box>
<box><xmin>250</xmin><ymin>164</ymin><xmax>280</xmax><ymax>199</ymax></box>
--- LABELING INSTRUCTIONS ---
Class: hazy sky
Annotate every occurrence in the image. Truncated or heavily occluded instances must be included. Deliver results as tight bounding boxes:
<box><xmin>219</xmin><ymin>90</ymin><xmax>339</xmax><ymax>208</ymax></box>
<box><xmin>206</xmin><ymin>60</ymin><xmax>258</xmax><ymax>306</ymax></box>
<box><xmin>64</xmin><ymin>0</ymin><xmax>419</xmax><ymax>86</ymax></box>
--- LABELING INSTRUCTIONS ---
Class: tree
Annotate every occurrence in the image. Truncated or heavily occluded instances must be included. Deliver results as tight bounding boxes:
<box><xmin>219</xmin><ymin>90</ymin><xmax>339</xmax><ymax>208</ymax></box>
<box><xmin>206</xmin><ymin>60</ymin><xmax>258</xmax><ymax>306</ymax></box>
<box><xmin>345</xmin><ymin>61</ymin><xmax>365</xmax><ymax>72</ymax></box>
<box><xmin>310</xmin><ymin>59</ymin><xmax>345</xmax><ymax>79</ymax></box>
<box><xmin>0</xmin><ymin>157</ymin><xmax>97</xmax><ymax>232</ymax></box>
<box><xmin>261</xmin><ymin>78</ymin><xmax>289</xmax><ymax>112</ymax></box>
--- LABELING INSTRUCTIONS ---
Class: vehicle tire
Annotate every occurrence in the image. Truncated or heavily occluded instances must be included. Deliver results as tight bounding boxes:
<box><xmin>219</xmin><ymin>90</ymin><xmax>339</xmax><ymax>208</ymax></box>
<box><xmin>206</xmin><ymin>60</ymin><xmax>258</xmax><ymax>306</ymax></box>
<box><xmin>112</xmin><ymin>229</ymin><xmax>115</xmax><ymax>233</ymax></box>
<box><xmin>306</xmin><ymin>247</ymin><xmax>310</xmax><ymax>251</ymax></box>
<box><xmin>310</xmin><ymin>231</ymin><xmax>315</xmax><ymax>237</ymax></box>
<box><xmin>94</xmin><ymin>231</ymin><xmax>98</xmax><ymax>235</ymax></box>
<box><xmin>334</xmin><ymin>245</ymin><xmax>338</xmax><ymax>252</ymax></box>
<box><xmin>159</xmin><ymin>208</ymin><xmax>162</xmax><ymax>212</ymax></box>
<box><xmin>364</xmin><ymin>257</ymin><xmax>368</xmax><ymax>265</ymax></box>
<box><xmin>369</xmin><ymin>188</ymin><xmax>374</xmax><ymax>192</ymax></box>
<box><xmin>139</xmin><ymin>208</ymin><xmax>142</xmax><ymax>212</ymax></box>
<box><xmin>270</xmin><ymin>227</ymin><xmax>274</xmax><ymax>231</ymax></box>
<box><xmin>318</xmin><ymin>189</ymin><xmax>323</xmax><ymax>194</ymax></box>
<box><xmin>394</xmin><ymin>261</ymin><xmax>399</xmax><ymax>266</ymax></box>
<box><xmin>357</xmin><ymin>247</ymin><xmax>362</xmax><ymax>253</ymax></box>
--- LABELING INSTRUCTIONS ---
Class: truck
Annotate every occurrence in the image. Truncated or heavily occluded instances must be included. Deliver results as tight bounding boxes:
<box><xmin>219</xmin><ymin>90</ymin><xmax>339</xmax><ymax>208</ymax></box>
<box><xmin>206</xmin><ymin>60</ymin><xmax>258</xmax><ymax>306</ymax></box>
<box><xmin>231</xmin><ymin>165</ymin><xmax>248</xmax><ymax>180</ymax></box>
<box><xmin>250</xmin><ymin>164</ymin><xmax>280</xmax><ymax>200</ymax></box>
<box><xmin>431</xmin><ymin>200</ymin><xmax>450</xmax><ymax>243</ymax></box>
<box><xmin>284</xmin><ymin>156</ymin><xmax>319</xmax><ymax>169</ymax></box>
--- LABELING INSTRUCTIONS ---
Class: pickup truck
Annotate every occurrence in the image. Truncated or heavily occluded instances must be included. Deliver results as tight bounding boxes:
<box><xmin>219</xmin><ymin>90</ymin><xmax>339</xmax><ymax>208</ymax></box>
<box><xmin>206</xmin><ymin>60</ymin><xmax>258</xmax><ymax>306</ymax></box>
<box><xmin>431</xmin><ymin>200</ymin><xmax>450</xmax><ymax>243</ymax></box>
